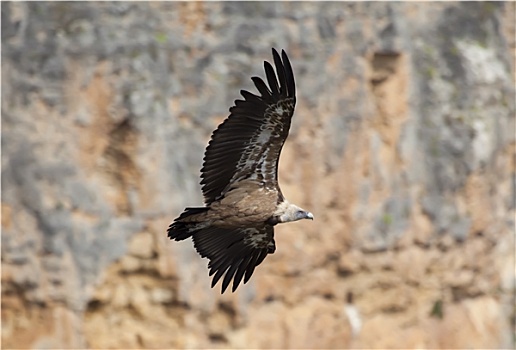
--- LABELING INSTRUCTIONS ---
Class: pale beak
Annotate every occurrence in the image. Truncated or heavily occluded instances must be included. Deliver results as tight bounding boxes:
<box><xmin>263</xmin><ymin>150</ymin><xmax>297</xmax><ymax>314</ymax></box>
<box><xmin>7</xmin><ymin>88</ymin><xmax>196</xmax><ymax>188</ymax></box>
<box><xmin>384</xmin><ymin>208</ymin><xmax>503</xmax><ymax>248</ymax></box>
<box><xmin>305</xmin><ymin>212</ymin><xmax>314</xmax><ymax>220</ymax></box>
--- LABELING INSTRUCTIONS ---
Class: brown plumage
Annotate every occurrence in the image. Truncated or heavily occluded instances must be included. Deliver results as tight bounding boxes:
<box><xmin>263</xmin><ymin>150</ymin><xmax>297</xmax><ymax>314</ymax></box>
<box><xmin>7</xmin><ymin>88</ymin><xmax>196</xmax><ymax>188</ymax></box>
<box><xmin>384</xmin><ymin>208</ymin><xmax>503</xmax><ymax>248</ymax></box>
<box><xmin>167</xmin><ymin>49</ymin><xmax>313</xmax><ymax>293</ymax></box>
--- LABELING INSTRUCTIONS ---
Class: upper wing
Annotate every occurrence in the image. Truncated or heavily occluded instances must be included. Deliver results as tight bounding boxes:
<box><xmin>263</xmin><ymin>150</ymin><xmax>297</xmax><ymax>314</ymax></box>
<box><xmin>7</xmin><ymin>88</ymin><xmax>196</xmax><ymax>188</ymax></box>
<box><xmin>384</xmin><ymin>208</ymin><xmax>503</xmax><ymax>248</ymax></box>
<box><xmin>192</xmin><ymin>225</ymin><xmax>275</xmax><ymax>293</ymax></box>
<box><xmin>200</xmin><ymin>48</ymin><xmax>296</xmax><ymax>205</ymax></box>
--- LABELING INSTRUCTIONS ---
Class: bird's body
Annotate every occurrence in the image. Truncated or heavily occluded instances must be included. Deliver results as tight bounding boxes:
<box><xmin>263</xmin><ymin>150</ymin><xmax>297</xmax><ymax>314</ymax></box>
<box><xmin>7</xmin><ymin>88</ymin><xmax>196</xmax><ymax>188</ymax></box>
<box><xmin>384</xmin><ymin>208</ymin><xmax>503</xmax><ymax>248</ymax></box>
<box><xmin>178</xmin><ymin>181</ymin><xmax>278</xmax><ymax>227</ymax></box>
<box><xmin>167</xmin><ymin>49</ymin><xmax>313</xmax><ymax>293</ymax></box>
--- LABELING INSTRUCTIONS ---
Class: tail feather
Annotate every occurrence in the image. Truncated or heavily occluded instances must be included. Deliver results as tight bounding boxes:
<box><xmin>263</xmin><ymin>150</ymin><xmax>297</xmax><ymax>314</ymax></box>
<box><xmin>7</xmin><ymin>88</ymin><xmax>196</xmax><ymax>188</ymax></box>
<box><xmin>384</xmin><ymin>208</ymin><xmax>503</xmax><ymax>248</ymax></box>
<box><xmin>167</xmin><ymin>207</ymin><xmax>209</xmax><ymax>241</ymax></box>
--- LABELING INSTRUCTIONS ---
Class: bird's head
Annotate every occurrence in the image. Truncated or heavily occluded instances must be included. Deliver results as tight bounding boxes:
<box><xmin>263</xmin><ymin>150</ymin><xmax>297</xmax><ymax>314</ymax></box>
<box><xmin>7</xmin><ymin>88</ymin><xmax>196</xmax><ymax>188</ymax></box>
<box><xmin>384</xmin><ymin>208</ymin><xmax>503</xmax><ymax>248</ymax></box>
<box><xmin>278</xmin><ymin>203</ymin><xmax>314</xmax><ymax>223</ymax></box>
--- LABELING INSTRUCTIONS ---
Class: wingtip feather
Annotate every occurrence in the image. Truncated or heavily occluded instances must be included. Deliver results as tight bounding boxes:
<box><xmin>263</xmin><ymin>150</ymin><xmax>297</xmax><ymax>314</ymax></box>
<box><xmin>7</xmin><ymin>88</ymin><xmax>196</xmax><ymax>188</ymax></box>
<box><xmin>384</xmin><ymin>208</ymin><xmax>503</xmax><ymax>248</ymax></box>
<box><xmin>281</xmin><ymin>50</ymin><xmax>295</xmax><ymax>97</ymax></box>
<box><xmin>264</xmin><ymin>61</ymin><xmax>280</xmax><ymax>97</ymax></box>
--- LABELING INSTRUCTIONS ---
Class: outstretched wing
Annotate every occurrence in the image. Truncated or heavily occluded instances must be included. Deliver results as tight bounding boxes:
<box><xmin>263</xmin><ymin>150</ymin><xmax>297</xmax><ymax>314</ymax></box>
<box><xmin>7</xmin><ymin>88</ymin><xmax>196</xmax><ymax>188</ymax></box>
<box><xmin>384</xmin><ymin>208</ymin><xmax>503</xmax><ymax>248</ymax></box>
<box><xmin>192</xmin><ymin>225</ymin><xmax>275</xmax><ymax>293</ymax></box>
<box><xmin>200</xmin><ymin>49</ymin><xmax>296</xmax><ymax>205</ymax></box>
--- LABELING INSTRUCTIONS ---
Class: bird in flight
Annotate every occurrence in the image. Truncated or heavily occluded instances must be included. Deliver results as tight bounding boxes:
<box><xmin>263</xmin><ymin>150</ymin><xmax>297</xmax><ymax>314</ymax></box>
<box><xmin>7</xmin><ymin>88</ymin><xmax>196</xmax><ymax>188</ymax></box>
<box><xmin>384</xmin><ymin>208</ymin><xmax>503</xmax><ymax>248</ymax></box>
<box><xmin>167</xmin><ymin>48</ymin><xmax>313</xmax><ymax>293</ymax></box>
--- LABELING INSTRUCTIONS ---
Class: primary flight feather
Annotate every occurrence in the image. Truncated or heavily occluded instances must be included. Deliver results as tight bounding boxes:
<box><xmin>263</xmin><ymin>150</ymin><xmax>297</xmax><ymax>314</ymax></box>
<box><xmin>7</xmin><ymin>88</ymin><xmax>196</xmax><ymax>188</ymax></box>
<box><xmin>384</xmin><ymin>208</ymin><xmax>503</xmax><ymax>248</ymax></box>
<box><xmin>167</xmin><ymin>48</ymin><xmax>313</xmax><ymax>293</ymax></box>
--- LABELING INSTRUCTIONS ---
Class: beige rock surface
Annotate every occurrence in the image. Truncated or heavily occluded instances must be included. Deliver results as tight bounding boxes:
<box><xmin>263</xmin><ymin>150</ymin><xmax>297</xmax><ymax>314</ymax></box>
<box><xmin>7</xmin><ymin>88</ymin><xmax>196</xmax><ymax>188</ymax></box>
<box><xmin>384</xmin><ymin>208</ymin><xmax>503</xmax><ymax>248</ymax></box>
<box><xmin>2</xmin><ymin>2</ymin><xmax>514</xmax><ymax>349</ymax></box>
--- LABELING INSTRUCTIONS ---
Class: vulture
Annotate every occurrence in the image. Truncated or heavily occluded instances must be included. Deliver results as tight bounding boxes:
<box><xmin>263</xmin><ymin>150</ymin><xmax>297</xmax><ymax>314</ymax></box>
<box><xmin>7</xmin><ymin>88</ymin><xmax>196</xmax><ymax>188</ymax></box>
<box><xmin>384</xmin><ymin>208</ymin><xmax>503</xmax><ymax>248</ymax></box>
<box><xmin>167</xmin><ymin>48</ymin><xmax>313</xmax><ymax>293</ymax></box>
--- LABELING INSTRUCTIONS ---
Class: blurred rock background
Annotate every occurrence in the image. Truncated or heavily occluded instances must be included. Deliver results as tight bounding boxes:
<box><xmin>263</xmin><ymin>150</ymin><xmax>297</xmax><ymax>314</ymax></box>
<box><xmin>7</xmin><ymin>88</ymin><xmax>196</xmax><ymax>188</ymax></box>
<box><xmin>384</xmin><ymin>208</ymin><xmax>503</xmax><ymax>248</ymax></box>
<box><xmin>2</xmin><ymin>2</ymin><xmax>515</xmax><ymax>348</ymax></box>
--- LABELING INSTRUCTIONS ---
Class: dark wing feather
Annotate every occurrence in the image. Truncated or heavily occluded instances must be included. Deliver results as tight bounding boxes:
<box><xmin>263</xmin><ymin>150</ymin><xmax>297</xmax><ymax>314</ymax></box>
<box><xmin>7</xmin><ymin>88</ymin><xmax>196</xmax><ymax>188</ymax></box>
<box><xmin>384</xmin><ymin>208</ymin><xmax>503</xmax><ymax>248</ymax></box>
<box><xmin>200</xmin><ymin>48</ymin><xmax>296</xmax><ymax>205</ymax></box>
<box><xmin>264</xmin><ymin>61</ymin><xmax>280</xmax><ymax>98</ymax></box>
<box><xmin>192</xmin><ymin>225</ymin><xmax>275</xmax><ymax>293</ymax></box>
<box><xmin>273</xmin><ymin>49</ymin><xmax>287</xmax><ymax>96</ymax></box>
<box><xmin>251</xmin><ymin>77</ymin><xmax>273</xmax><ymax>101</ymax></box>
<box><xmin>282</xmin><ymin>50</ymin><xmax>296</xmax><ymax>96</ymax></box>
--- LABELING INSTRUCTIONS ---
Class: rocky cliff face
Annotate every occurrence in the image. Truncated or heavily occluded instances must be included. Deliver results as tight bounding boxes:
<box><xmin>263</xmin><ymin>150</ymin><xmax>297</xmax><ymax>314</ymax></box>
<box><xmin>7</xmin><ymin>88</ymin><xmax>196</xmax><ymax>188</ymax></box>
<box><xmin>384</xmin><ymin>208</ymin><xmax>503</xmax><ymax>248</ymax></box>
<box><xmin>2</xmin><ymin>2</ymin><xmax>514</xmax><ymax>348</ymax></box>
